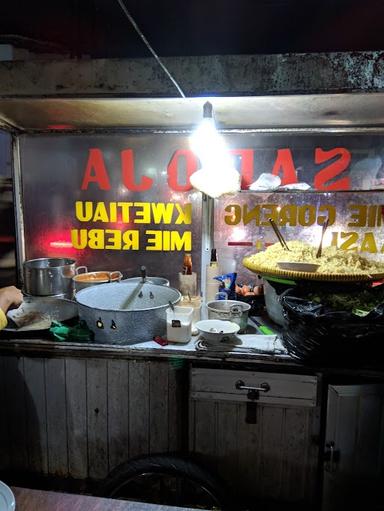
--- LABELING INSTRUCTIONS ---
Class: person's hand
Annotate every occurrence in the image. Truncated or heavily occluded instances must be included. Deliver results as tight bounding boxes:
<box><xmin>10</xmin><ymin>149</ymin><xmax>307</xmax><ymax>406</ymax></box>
<box><xmin>0</xmin><ymin>286</ymin><xmax>23</xmax><ymax>314</ymax></box>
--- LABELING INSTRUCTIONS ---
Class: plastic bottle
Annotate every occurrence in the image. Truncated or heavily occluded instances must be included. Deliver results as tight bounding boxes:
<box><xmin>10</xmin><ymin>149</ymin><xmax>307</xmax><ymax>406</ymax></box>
<box><xmin>205</xmin><ymin>248</ymin><xmax>220</xmax><ymax>303</ymax></box>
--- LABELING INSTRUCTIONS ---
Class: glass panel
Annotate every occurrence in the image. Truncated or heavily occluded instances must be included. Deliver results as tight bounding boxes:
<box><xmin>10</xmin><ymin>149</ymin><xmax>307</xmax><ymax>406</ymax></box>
<box><xmin>19</xmin><ymin>134</ymin><xmax>202</xmax><ymax>289</ymax></box>
<box><xmin>215</xmin><ymin>191</ymin><xmax>384</xmax><ymax>284</ymax></box>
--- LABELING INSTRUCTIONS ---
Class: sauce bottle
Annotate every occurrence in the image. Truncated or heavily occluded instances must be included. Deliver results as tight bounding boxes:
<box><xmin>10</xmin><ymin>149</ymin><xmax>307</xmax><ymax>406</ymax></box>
<box><xmin>183</xmin><ymin>253</ymin><xmax>193</xmax><ymax>275</ymax></box>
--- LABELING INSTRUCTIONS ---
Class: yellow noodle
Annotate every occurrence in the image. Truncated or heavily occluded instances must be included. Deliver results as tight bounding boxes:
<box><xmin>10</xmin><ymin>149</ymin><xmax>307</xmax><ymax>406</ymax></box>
<box><xmin>247</xmin><ymin>241</ymin><xmax>384</xmax><ymax>274</ymax></box>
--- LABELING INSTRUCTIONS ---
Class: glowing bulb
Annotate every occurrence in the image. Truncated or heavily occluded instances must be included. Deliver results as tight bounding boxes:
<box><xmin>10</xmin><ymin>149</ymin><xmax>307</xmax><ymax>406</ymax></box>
<box><xmin>189</xmin><ymin>101</ymin><xmax>240</xmax><ymax>198</ymax></box>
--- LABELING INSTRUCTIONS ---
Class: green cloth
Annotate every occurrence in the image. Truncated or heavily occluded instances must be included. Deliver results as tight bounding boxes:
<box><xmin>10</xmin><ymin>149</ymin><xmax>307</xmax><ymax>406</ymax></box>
<box><xmin>50</xmin><ymin>320</ymin><xmax>94</xmax><ymax>342</ymax></box>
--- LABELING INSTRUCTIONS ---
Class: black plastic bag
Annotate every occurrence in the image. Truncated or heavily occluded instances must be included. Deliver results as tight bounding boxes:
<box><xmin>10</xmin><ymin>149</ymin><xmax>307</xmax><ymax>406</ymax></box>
<box><xmin>280</xmin><ymin>295</ymin><xmax>384</xmax><ymax>366</ymax></box>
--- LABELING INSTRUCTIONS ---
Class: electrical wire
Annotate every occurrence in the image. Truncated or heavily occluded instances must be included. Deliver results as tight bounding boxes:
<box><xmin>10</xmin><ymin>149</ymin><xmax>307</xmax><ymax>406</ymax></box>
<box><xmin>115</xmin><ymin>0</ymin><xmax>186</xmax><ymax>98</ymax></box>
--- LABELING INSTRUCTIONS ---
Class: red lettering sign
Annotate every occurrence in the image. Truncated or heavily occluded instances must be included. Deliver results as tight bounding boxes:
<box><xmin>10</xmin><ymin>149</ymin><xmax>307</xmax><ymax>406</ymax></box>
<box><xmin>167</xmin><ymin>150</ymin><xmax>198</xmax><ymax>191</ymax></box>
<box><xmin>314</xmin><ymin>147</ymin><xmax>351</xmax><ymax>191</ymax></box>
<box><xmin>121</xmin><ymin>149</ymin><xmax>153</xmax><ymax>191</ymax></box>
<box><xmin>271</xmin><ymin>149</ymin><xmax>298</xmax><ymax>185</ymax></box>
<box><xmin>230</xmin><ymin>149</ymin><xmax>254</xmax><ymax>189</ymax></box>
<box><xmin>81</xmin><ymin>148</ymin><xmax>111</xmax><ymax>190</ymax></box>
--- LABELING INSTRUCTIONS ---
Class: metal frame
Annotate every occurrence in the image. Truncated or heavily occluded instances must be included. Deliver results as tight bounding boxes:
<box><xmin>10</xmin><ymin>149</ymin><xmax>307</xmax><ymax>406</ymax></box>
<box><xmin>11</xmin><ymin>134</ymin><xmax>25</xmax><ymax>286</ymax></box>
<box><xmin>8</xmin><ymin>123</ymin><xmax>384</xmax><ymax>294</ymax></box>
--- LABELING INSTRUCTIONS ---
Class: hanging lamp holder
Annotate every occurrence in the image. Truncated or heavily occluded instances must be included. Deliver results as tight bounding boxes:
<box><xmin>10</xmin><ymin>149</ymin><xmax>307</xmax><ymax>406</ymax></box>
<box><xmin>203</xmin><ymin>101</ymin><xmax>213</xmax><ymax>118</ymax></box>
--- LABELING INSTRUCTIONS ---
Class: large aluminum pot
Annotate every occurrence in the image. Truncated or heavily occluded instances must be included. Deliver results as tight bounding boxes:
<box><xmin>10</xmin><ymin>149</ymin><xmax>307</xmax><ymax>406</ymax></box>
<box><xmin>75</xmin><ymin>281</ymin><xmax>181</xmax><ymax>344</ymax></box>
<box><xmin>23</xmin><ymin>257</ymin><xmax>76</xmax><ymax>299</ymax></box>
<box><xmin>206</xmin><ymin>300</ymin><xmax>251</xmax><ymax>333</ymax></box>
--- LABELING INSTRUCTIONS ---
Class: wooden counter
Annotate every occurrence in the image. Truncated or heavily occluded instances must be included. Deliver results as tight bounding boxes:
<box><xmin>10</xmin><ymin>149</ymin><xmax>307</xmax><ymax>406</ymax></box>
<box><xmin>11</xmin><ymin>486</ymin><xmax>196</xmax><ymax>511</ymax></box>
<box><xmin>0</xmin><ymin>332</ymin><xmax>383</xmax><ymax>510</ymax></box>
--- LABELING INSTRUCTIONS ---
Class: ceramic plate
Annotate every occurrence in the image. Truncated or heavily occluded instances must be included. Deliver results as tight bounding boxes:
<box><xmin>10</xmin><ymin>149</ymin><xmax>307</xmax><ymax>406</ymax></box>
<box><xmin>277</xmin><ymin>261</ymin><xmax>320</xmax><ymax>273</ymax></box>
<box><xmin>0</xmin><ymin>481</ymin><xmax>15</xmax><ymax>511</ymax></box>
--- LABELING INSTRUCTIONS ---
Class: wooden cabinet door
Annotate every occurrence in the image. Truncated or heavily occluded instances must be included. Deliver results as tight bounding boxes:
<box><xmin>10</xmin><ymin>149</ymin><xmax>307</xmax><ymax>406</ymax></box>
<box><xmin>322</xmin><ymin>384</ymin><xmax>384</xmax><ymax>511</ymax></box>
<box><xmin>189</xmin><ymin>368</ymin><xmax>320</xmax><ymax>505</ymax></box>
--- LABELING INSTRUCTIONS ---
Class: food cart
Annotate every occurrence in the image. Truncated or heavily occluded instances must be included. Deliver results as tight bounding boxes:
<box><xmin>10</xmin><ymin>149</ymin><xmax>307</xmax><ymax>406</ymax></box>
<box><xmin>0</xmin><ymin>52</ymin><xmax>383</xmax><ymax>510</ymax></box>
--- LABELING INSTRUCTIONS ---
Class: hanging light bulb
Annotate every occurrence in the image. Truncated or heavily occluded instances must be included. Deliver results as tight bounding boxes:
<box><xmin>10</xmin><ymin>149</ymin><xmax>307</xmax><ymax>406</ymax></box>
<box><xmin>189</xmin><ymin>101</ymin><xmax>241</xmax><ymax>198</ymax></box>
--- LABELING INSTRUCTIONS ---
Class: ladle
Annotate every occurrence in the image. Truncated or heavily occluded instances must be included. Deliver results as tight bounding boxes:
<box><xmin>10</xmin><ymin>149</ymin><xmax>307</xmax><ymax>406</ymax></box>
<box><xmin>316</xmin><ymin>219</ymin><xmax>329</xmax><ymax>258</ymax></box>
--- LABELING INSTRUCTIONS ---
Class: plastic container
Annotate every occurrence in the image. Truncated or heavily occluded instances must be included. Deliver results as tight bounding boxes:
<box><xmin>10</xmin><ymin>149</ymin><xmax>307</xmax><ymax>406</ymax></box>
<box><xmin>166</xmin><ymin>306</ymin><xmax>193</xmax><ymax>343</ymax></box>
<box><xmin>178</xmin><ymin>272</ymin><xmax>197</xmax><ymax>297</ymax></box>
<box><xmin>178</xmin><ymin>296</ymin><xmax>201</xmax><ymax>325</ymax></box>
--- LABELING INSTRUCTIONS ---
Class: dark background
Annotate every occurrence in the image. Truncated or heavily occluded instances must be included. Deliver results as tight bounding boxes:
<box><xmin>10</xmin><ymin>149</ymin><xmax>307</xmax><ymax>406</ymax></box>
<box><xmin>0</xmin><ymin>0</ymin><xmax>384</xmax><ymax>59</ymax></box>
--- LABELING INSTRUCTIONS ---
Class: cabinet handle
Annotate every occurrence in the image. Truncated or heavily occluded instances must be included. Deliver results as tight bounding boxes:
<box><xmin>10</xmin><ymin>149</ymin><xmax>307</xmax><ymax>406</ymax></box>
<box><xmin>235</xmin><ymin>380</ymin><xmax>270</xmax><ymax>392</ymax></box>
<box><xmin>324</xmin><ymin>441</ymin><xmax>340</xmax><ymax>473</ymax></box>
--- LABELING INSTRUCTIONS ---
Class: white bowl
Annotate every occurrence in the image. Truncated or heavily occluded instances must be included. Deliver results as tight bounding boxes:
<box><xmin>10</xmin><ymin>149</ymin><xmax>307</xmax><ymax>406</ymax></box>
<box><xmin>195</xmin><ymin>319</ymin><xmax>240</xmax><ymax>342</ymax></box>
<box><xmin>277</xmin><ymin>261</ymin><xmax>320</xmax><ymax>273</ymax></box>
<box><xmin>0</xmin><ymin>480</ymin><xmax>15</xmax><ymax>510</ymax></box>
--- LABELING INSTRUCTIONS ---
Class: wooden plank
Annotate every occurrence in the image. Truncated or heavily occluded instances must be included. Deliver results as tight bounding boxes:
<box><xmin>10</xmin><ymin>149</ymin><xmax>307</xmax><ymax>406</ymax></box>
<box><xmin>216</xmin><ymin>401</ymin><xmax>239</xmax><ymax>484</ymax></box>
<box><xmin>191</xmin><ymin>368</ymin><xmax>318</xmax><ymax>405</ymax></box>
<box><xmin>191</xmin><ymin>400</ymin><xmax>218</xmax><ymax>472</ymax></box>
<box><xmin>87</xmin><ymin>358</ymin><xmax>108</xmax><ymax>479</ymax></box>
<box><xmin>128</xmin><ymin>360</ymin><xmax>150</xmax><ymax>459</ymax></box>
<box><xmin>0</xmin><ymin>355</ymin><xmax>10</xmax><ymax>470</ymax></box>
<box><xmin>66</xmin><ymin>358</ymin><xmax>88</xmax><ymax>478</ymax></box>
<box><xmin>23</xmin><ymin>357</ymin><xmax>48</xmax><ymax>474</ymax></box>
<box><xmin>305</xmin><ymin>406</ymin><xmax>321</xmax><ymax>503</ymax></box>
<box><xmin>45</xmin><ymin>358</ymin><xmax>68</xmax><ymax>476</ymax></box>
<box><xmin>355</xmin><ymin>393</ymin><xmax>383</xmax><ymax>477</ymax></box>
<box><xmin>280</xmin><ymin>407</ymin><xmax>309</xmax><ymax>501</ymax></box>
<box><xmin>168</xmin><ymin>361</ymin><xmax>187</xmax><ymax>452</ymax></box>
<box><xmin>190</xmin><ymin>391</ymin><xmax>316</xmax><ymax>407</ymax></box>
<box><xmin>3</xmin><ymin>356</ymin><xmax>27</xmax><ymax>470</ymax></box>
<box><xmin>107</xmin><ymin>359</ymin><xmax>129</xmax><ymax>471</ymax></box>
<box><xmin>235</xmin><ymin>403</ymin><xmax>261</xmax><ymax>497</ymax></box>
<box><xmin>149</xmin><ymin>361</ymin><xmax>169</xmax><ymax>453</ymax></box>
<box><xmin>259</xmin><ymin>405</ymin><xmax>284</xmax><ymax>499</ymax></box>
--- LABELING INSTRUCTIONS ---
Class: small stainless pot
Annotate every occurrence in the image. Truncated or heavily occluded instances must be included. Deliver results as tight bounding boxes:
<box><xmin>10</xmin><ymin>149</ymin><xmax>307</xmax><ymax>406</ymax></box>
<box><xmin>73</xmin><ymin>266</ymin><xmax>123</xmax><ymax>292</ymax></box>
<box><xmin>23</xmin><ymin>257</ymin><xmax>76</xmax><ymax>299</ymax></box>
<box><xmin>206</xmin><ymin>300</ymin><xmax>251</xmax><ymax>333</ymax></box>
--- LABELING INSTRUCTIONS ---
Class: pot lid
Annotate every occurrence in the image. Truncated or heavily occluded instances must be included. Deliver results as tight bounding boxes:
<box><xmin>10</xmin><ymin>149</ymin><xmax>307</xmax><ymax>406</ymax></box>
<box><xmin>75</xmin><ymin>281</ymin><xmax>180</xmax><ymax>311</ymax></box>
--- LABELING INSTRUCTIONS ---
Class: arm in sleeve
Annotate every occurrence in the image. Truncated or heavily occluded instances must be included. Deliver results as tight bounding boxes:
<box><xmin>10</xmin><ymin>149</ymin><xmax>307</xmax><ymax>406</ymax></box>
<box><xmin>0</xmin><ymin>308</ymin><xmax>7</xmax><ymax>330</ymax></box>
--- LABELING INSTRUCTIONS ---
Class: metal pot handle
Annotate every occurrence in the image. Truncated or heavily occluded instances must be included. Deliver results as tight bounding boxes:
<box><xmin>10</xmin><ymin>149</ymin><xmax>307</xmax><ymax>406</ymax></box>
<box><xmin>108</xmin><ymin>271</ymin><xmax>123</xmax><ymax>282</ymax></box>
<box><xmin>140</xmin><ymin>265</ymin><xmax>147</xmax><ymax>283</ymax></box>
<box><xmin>76</xmin><ymin>266</ymin><xmax>88</xmax><ymax>275</ymax></box>
<box><xmin>229</xmin><ymin>305</ymin><xmax>242</xmax><ymax>317</ymax></box>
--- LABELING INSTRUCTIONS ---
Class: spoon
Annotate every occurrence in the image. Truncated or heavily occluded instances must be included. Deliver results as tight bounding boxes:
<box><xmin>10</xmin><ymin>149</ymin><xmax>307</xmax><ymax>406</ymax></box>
<box><xmin>316</xmin><ymin>219</ymin><xmax>329</xmax><ymax>258</ymax></box>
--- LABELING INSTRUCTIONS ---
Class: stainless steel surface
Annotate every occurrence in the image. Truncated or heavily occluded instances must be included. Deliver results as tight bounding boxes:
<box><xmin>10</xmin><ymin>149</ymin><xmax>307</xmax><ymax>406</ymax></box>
<box><xmin>75</xmin><ymin>281</ymin><xmax>181</xmax><ymax>344</ymax></box>
<box><xmin>206</xmin><ymin>300</ymin><xmax>251</xmax><ymax>333</ymax></box>
<box><xmin>3</xmin><ymin>94</ymin><xmax>384</xmax><ymax>130</ymax></box>
<box><xmin>23</xmin><ymin>257</ymin><xmax>76</xmax><ymax>298</ymax></box>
